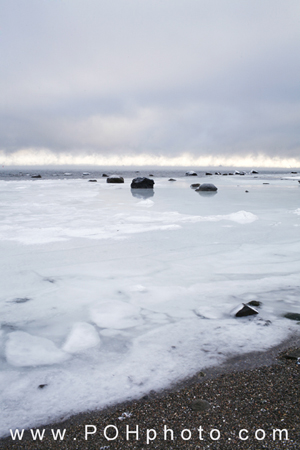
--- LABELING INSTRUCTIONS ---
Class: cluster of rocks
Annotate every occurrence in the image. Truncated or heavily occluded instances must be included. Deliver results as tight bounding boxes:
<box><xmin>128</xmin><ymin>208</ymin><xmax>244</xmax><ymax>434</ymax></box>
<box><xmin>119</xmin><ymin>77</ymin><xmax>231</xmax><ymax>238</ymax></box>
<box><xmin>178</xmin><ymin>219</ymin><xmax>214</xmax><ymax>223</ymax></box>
<box><xmin>104</xmin><ymin>176</ymin><xmax>155</xmax><ymax>189</ymax></box>
<box><xmin>233</xmin><ymin>301</ymin><xmax>300</xmax><ymax>325</ymax></box>
<box><xmin>185</xmin><ymin>169</ymin><xmax>258</xmax><ymax>176</ymax></box>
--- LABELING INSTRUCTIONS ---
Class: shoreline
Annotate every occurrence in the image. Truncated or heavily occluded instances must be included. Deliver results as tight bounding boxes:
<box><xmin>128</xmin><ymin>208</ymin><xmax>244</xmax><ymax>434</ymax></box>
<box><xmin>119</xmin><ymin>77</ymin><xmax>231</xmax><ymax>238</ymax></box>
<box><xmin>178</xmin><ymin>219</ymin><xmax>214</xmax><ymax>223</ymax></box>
<box><xmin>1</xmin><ymin>333</ymin><xmax>300</xmax><ymax>449</ymax></box>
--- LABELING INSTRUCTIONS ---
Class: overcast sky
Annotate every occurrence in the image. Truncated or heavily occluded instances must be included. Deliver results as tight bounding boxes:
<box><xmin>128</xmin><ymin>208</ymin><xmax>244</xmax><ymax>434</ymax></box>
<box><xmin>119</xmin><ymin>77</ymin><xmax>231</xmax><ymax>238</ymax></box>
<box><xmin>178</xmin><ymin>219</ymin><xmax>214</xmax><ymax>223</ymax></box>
<box><xmin>1</xmin><ymin>0</ymin><xmax>300</xmax><ymax>166</ymax></box>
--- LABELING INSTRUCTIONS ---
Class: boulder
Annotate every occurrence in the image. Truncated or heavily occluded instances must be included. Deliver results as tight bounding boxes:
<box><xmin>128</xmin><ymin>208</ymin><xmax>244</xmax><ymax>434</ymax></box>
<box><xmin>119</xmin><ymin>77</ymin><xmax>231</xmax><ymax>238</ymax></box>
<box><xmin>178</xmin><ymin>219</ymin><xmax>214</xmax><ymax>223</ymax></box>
<box><xmin>131</xmin><ymin>177</ymin><xmax>154</xmax><ymax>189</ymax></box>
<box><xmin>185</xmin><ymin>171</ymin><xmax>197</xmax><ymax>176</ymax></box>
<box><xmin>31</xmin><ymin>174</ymin><xmax>42</xmax><ymax>178</ymax></box>
<box><xmin>250</xmin><ymin>170</ymin><xmax>258</xmax><ymax>174</ymax></box>
<box><xmin>247</xmin><ymin>300</ymin><xmax>261</xmax><ymax>307</ymax></box>
<box><xmin>168</xmin><ymin>178</ymin><xmax>176</xmax><ymax>181</ymax></box>
<box><xmin>235</xmin><ymin>304</ymin><xmax>258</xmax><ymax>317</ymax></box>
<box><xmin>190</xmin><ymin>183</ymin><xmax>200</xmax><ymax>189</ymax></box>
<box><xmin>102</xmin><ymin>173</ymin><xmax>108</xmax><ymax>177</ymax></box>
<box><xmin>88</xmin><ymin>179</ymin><xmax>97</xmax><ymax>182</ymax></box>
<box><xmin>196</xmin><ymin>183</ymin><xmax>217</xmax><ymax>192</ymax></box>
<box><xmin>205</xmin><ymin>172</ymin><xmax>212</xmax><ymax>176</ymax></box>
<box><xmin>106</xmin><ymin>175</ymin><xmax>124</xmax><ymax>183</ymax></box>
<box><xmin>284</xmin><ymin>312</ymin><xmax>300</xmax><ymax>321</ymax></box>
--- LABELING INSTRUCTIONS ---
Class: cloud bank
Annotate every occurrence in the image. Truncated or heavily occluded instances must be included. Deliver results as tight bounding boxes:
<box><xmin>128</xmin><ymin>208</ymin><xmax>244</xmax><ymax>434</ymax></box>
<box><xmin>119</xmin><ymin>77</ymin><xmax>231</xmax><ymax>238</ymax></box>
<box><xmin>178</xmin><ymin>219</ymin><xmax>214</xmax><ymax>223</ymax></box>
<box><xmin>1</xmin><ymin>0</ymin><xmax>300</xmax><ymax>166</ymax></box>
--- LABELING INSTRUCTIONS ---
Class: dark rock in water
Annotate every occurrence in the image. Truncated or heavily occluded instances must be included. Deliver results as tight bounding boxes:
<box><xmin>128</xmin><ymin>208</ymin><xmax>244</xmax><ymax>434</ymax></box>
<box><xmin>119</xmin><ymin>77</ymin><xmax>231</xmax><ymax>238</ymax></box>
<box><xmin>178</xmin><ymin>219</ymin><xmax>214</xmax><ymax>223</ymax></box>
<box><xmin>205</xmin><ymin>172</ymin><xmax>212</xmax><ymax>176</ymax></box>
<box><xmin>215</xmin><ymin>172</ymin><xmax>221</xmax><ymax>175</ymax></box>
<box><xmin>13</xmin><ymin>297</ymin><xmax>31</xmax><ymax>304</ymax></box>
<box><xmin>38</xmin><ymin>384</ymin><xmax>48</xmax><ymax>389</ymax></box>
<box><xmin>88</xmin><ymin>179</ymin><xmax>97</xmax><ymax>182</ymax></box>
<box><xmin>168</xmin><ymin>178</ymin><xmax>176</xmax><ymax>181</ymax></box>
<box><xmin>245</xmin><ymin>190</ymin><xmax>249</xmax><ymax>193</ymax></box>
<box><xmin>102</xmin><ymin>173</ymin><xmax>108</xmax><ymax>177</ymax></box>
<box><xmin>263</xmin><ymin>182</ymin><xmax>269</xmax><ymax>185</ymax></box>
<box><xmin>222</xmin><ymin>173</ymin><xmax>228</xmax><ymax>176</ymax></box>
<box><xmin>131</xmin><ymin>177</ymin><xmax>154</xmax><ymax>189</ymax></box>
<box><xmin>149</xmin><ymin>174</ymin><xmax>154</xmax><ymax>177</ymax></box>
<box><xmin>107</xmin><ymin>175</ymin><xmax>124</xmax><ymax>183</ymax></box>
<box><xmin>235</xmin><ymin>304</ymin><xmax>258</xmax><ymax>317</ymax></box>
<box><xmin>247</xmin><ymin>300</ymin><xmax>261</xmax><ymax>307</ymax></box>
<box><xmin>185</xmin><ymin>171</ymin><xmax>197</xmax><ymax>176</ymax></box>
<box><xmin>291</xmin><ymin>171</ymin><xmax>297</xmax><ymax>174</ymax></box>
<box><xmin>31</xmin><ymin>174</ymin><xmax>42</xmax><ymax>178</ymax></box>
<box><xmin>229</xmin><ymin>173</ymin><xmax>234</xmax><ymax>175</ymax></box>
<box><xmin>196</xmin><ymin>183</ymin><xmax>217</xmax><ymax>192</ymax></box>
<box><xmin>190</xmin><ymin>183</ymin><xmax>200</xmax><ymax>189</ymax></box>
<box><xmin>250</xmin><ymin>170</ymin><xmax>258</xmax><ymax>174</ymax></box>
<box><xmin>284</xmin><ymin>313</ymin><xmax>300</xmax><ymax>321</ymax></box>
<box><xmin>190</xmin><ymin>399</ymin><xmax>210</xmax><ymax>412</ymax></box>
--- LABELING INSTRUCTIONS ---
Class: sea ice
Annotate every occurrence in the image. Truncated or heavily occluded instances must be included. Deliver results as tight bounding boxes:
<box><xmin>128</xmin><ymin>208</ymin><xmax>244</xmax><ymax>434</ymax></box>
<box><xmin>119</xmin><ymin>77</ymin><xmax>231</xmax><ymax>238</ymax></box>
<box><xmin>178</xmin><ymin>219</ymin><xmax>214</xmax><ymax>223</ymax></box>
<box><xmin>6</xmin><ymin>332</ymin><xmax>69</xmax><ymax>367</ymax></box>
<box><xmin>0</xmin><ymin>174</ymin><xmax>299</xmax><ymax>436</ymax></box>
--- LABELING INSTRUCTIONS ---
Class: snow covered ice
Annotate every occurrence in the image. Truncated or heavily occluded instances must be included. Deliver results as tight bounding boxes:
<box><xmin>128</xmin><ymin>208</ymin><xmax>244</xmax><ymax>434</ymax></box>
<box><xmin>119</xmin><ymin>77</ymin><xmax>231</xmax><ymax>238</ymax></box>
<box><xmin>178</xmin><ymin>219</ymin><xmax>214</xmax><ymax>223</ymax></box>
<box><xmin>0</xmin><ymin>173</ymin><xmax>300</xmax><ymax>435</ymax></box>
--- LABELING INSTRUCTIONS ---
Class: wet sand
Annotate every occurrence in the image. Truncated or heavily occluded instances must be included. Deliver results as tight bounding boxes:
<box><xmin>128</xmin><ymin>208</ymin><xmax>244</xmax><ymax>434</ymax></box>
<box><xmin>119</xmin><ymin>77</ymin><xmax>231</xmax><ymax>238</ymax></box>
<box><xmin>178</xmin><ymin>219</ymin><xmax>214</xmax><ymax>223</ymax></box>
<box><xmin>1</xmin><ymin>335</ymin><xmax>300</xmax><ymax>449</ymax></box>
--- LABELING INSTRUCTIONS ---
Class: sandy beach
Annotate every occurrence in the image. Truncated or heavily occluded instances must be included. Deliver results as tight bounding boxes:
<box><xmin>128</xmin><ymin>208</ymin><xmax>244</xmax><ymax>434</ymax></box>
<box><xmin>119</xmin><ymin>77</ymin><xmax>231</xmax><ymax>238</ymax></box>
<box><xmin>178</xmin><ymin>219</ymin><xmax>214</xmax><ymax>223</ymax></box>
<box><xmin>1</xmin><ymin>335</ymin><xmax>299</xmax><ymax>450</ymax></box>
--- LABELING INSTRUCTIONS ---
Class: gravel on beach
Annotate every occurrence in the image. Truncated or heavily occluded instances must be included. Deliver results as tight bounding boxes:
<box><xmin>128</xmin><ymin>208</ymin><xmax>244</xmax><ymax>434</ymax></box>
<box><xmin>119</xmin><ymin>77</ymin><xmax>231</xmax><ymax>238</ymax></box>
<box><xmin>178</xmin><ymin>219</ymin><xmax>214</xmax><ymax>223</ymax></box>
<box><xmin>1</xmin><ymin>343</ymin><xmax>300</xmax><ymax>450</ymax></box>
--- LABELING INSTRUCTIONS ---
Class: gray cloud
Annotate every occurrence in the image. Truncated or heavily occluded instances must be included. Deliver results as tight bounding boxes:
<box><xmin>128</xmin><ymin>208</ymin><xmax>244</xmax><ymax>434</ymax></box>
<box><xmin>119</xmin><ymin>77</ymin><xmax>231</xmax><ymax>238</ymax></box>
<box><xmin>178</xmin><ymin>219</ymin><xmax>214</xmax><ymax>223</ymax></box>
<box><xmin>1</xmin><ymin>0</ymin><xmax>300</xmax><ymax>164</ymax></box>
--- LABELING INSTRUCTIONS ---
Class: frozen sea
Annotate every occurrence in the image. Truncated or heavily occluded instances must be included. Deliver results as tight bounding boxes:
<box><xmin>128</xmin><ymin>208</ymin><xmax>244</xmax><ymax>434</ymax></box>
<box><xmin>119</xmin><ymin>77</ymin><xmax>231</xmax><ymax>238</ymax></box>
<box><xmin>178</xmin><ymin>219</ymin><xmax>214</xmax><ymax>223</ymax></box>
<box><xmin>0</xmin><ymin>167</ymin><xmax>300</xmax><ymax>436</ymax></box>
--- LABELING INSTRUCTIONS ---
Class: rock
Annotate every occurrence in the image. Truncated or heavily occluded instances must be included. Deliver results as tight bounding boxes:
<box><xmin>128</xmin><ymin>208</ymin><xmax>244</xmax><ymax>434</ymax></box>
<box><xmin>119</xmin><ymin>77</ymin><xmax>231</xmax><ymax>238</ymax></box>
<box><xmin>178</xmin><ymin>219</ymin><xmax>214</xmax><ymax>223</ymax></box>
<box><xmin>196</xmin><ymin>183</ymin><xmax>217</xmax><ymax>192</ymax></box>
<box><xmin>106</xmin><ymin>175</ymin><xmax>124</xmax><ymax>183</ymax></box>
<box><xmin>229</xmin><ymin>173</ymin><xmax>234</xmax><ymax>175</ymax></box>
<box><xmin>149</xmin><ymin>174</ymin><xmax>154</xmax><ymax>177</ymax></box>
<box><xmin>168</xmin><ymin>178</ymin><xmax>176</xmax><ymax>181</ymax></box>
<box><xmin>82</xmin><ymin>172</ymin><xmax>90</xmax><ymax>175</ymax></box>
<box><xmin>38</xmin><ymin>384</ymin><xmax>48</xmax><ymax>389</ymax></box>
<box><xmin>185</xmin><ymin>171</ymin><xmax>197</xmax><ymax>176</ymax></box>
<box><xmin>222</xmin><ymin>173</ymin><xmax>228</xmax><ymax>176</ymax></box>
<box><xmin>263</xmin><ymin>183</ymin><xmax>269</xmax><ymax>185</ymax></box>
<box><xmin>245</xmin><ymin>190</ymin><xmax>249</xmax><ymax>193</ymax></box>
<box><xmin>31</xmin><ymin>174</ymin><xmax>42</xmax><ymax>178</ymax></box>
<box><xmin>282</xmin><ymin>349</ymin><xmax>300</xmax><ymax>360</ymax></box>
<box><xmin>102</xmin><ymin>173</ymin><xmax>108</xmax><ymax>177</ymax></box>
<box><xmin>190</xmin><ymin>183</ymin><xmax>200</xmax><ymax>189</ymax></box>
<box><xmin>190</xmin><ymin>399</ymin><xmax>210</xmax><ymax>412</ymax></box>
<box><xmin>88</xmin><ymin>179</ymin><xmax>97</xmax><ymax>182</ymax></box>
<box><xmin>235</xmin><ymin>304</ymin><xmax>258</xmax><ymax>317</ymax></box>
<box><xmin>215</xmin><ymin>172</ymin><xmax>221</xmax><ymax>175</ymax></box>
<box><xmin>284</xmin><ymin>313</ymin><xmax>300</xmax><ymax>321</ymax></box>
<box><xmin>250</xmin><ymin>170</ymin><xmax>258</xmax><ymax>174</ymax></box>
<box><xmin>205</xmin><ymin>172</ymin><xmax>212</xmax><ymax>176</ymax></box>
<box><xmin>131</xmin><ymin>177</ymin><xmax>154</xmax><ymax>189</ymax></box>
<box><xmin>13</xmin><ymin>297</ymin><xmax>31</xmax><ymax>304</ymax></box>
<box><xmin>247</xmin><ymin>300</ymin><xmax>261</xmax><ymax>307</ymax></box>
<box><xmin>291</xmin><ymin>171</ymin><xmax>297</xmax><ymax>174</ymax></box>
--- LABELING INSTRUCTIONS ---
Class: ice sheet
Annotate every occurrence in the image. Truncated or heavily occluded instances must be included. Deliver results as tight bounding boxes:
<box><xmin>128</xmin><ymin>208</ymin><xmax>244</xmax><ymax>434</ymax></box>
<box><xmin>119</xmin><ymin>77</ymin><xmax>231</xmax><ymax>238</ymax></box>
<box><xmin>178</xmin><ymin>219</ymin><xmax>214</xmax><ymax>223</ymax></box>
<box><xmin>0</xmin><ymin>175</ymin><xmax>299</xmax><ymax>435</ymax></box>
